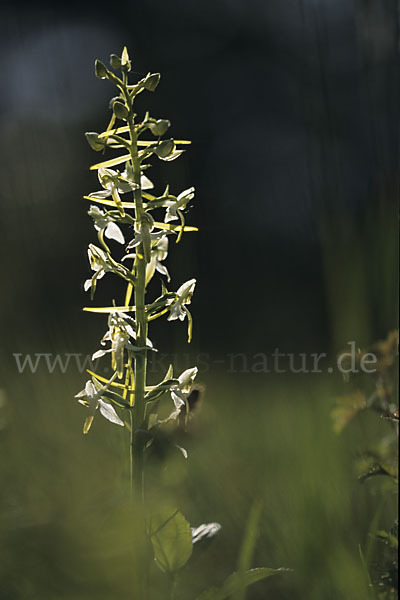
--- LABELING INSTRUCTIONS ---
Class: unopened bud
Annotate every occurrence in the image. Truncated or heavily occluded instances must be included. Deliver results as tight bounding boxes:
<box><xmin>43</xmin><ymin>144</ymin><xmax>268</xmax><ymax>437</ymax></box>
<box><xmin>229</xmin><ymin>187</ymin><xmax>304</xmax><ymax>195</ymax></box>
<box><xmin>109</xmin><ymin>54</ymin><xmax>122</xmax><ymax>70</ymax></box>
<box><xmin>150</xmin><ymin>119</ymin><xmax>171</xmax><ymax>137</ymax></box>
<box><xmin>121</xmin><ymin>47</ymin><xmax>131</xmax><ymax>72</ymax></box>
<box><xmin>95</xmin><ymin>59</ymin><xmax>108</xmax><ymax>79</ymax></box>
<box><xmin>113</xmin><ymin>101</ymin><xmax>129</xmax><ymax>120</ymax></box>
<box><xmin>143</xmin><ymin>73</ymin><xmax>160</xmax><ymax>92</ymax></box>
<box><xmin>154</xmin><ymin>139</ymin><xmax>175</xmax><ymax>158</ymax></box>
<box><xmin>85</xmin><ymin>132</ymin><xmax>105</xmax><ymax>152</ymax></box>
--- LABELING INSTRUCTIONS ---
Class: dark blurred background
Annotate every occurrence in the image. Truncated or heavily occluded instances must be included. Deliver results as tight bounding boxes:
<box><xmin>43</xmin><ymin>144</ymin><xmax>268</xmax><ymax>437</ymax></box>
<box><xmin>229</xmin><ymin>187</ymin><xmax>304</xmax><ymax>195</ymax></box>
<box><xmin>0</xmin><ymin>1</ymin><xmax>398</xmax><ymax>599</ymax></box>
<box><xmin>0</xmin><ymin>0</ymin><xmax>398</xmax><ymax>356</ymax></box>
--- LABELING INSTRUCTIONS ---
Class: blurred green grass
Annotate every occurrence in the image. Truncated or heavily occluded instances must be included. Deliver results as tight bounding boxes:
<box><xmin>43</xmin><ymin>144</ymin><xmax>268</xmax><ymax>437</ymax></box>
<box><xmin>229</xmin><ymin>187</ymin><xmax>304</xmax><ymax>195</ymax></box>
<box><xmin>0</xmin><ymin>363</ymin><xmax>396</xmax><ymax>599</ymax></box>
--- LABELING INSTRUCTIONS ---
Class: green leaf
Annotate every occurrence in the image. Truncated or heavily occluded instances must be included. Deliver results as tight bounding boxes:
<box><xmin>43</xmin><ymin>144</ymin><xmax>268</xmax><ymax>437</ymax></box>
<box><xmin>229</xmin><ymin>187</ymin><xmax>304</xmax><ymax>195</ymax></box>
<box><xmin>195</xmin><ymin>568</ymin><xmax>288</xmax><ymax>600</ymax></box>
<box><xmin>150</xmin><ymin>509</ymin><xmax>193</xmax><ymax>573</ymax></box>
<box><xmin>234</xmin><ymin>500</ymin><xmax>263</xmax><ymax>600</ymax></box>
<box><xmin>358</xmin><ymin>544</ymin><xmax>374</xmax><ymax>591</ymax></box>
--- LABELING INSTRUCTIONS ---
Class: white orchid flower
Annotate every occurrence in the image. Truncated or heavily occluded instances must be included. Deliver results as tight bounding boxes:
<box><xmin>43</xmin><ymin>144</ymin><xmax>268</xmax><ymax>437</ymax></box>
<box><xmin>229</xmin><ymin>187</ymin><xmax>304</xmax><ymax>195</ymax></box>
<box><xmin>164</xmin><ymin>187</ymin><xmax>195</xmax><ymax>223</ymax></box>
<box><xmin>167</xmin><ymin>279</ymin><xmax>196</xmax><ymax>321</ymax></box>
<box><xmin>88</xmin><ymin>205</ymin><xmax>125</xmax><ymax>244</ymax></box>
<box><xmin>168</xmin><ymin>367</ymin><xmax>198</xmax><ymax>420</ymax></box>
<box><xmin>84</xmin><ymin>244</ymin><xmax>112</xmax><ymax>292</ymax></box>
<box><xmin>75</xmin><ymin>380</ymin><xmax>124</xmax><ymax>434</ymax></box>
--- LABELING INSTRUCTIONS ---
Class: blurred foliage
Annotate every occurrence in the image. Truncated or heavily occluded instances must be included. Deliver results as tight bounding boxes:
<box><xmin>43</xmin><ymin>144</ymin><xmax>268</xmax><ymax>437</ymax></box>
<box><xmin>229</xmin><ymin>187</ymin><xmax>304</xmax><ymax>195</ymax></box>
<box><xmin>1</xmin><ymin>358</ymin><xmax>393</xmax><ymax>599</ymax></box>
<box><xmin>332</xmin><ymin>331</ymin><xmax>399</xmax><ymax>599</ymax></box>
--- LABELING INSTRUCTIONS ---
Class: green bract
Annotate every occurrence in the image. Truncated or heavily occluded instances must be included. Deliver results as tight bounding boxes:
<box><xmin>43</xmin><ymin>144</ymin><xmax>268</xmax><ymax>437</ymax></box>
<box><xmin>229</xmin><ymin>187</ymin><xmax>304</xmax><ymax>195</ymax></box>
<box><xmin>109</xmin><ymin>53</ymin><xmax>122</xmax><ymax>70</ymax></box>
<box><xmin>149</xmin><ymin>119</ymin><xmax>171</xmax><ymax>137</ymax></box>
<box><xmin>113</xmin><ymin>100</ymin><xmax>129</xmax><ymax>120</ymax></box>
<box><xmin>85</xmin><ymin>131</ymin><xmax>106</xmax><ymax>152</ymax></box>
<box><xmin>95</xmin><ymin>59</ymin><xmax>108</xmax><ymax>79</ymax></box>
<box><xmin>143</xmin><ymin>72</ymin><xmax>160</xmax><ymax>92</ymax></box>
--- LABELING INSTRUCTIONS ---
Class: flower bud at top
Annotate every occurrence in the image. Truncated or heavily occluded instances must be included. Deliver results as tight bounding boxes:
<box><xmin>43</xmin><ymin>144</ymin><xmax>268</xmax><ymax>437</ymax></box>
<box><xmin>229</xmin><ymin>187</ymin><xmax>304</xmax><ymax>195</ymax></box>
<box><xmin>121</xmin><ymin>46</ymin><xmax>131</xmax><ymax>72</ymax></box>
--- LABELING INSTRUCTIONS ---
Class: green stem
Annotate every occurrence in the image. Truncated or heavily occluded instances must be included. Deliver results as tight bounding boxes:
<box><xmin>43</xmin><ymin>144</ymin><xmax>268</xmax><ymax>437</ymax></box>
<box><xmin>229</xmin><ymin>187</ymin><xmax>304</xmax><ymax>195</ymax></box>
<box><xmin>169</xmin><ymin>573</ymin><xmax>178</xmax><ymax>600</ymax></box>
<box><xmin>126</xmin><ymin>99</ymin><xmax>150</xmax><ymax>600</ymax></box>
<box><xmin>128</xmin><ymin>118</ymin><xmax>148</xmax><ymax>498</ymax></box>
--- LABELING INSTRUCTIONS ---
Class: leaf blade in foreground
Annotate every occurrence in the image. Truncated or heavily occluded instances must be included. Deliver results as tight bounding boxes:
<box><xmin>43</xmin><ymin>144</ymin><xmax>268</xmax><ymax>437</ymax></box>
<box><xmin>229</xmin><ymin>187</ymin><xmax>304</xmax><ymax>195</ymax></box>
<box><xmin>195</xmin><ymin>567</ymin><xmax>290</xmax><ymax>600</ymax></box>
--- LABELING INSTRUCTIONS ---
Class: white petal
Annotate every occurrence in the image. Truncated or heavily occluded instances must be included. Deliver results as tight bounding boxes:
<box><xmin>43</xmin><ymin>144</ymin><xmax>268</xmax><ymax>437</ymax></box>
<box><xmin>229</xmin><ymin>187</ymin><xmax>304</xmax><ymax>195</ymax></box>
<box><xmin>155</xmin><ymin>262</ymin><xmax>170</xmax><ymax>280</ymax></box>
<box><xmin>127</xmin><ymin>236</ymin><xmax>141</xmax><ymax>249</ymax></box>
<box><xmin>141</xmin><ymin>174</ymin><xmax>154</xmax><ymax>190</ymax></box>
<box><xmin>176</xmin><ymin>445</ymin><xmax>188</xmax><ymax>459</ymax></box>
<box><xmin>84</xmin><ymin>279</ymin><xmax>92</xmax><ymax>292</ymax></box>
<box><xmin>98</xmin><ymin>399</ymin><xmax>124</xmax><ymax>426</ymax></box>
<box><xmin>191</xmin><ymin>523</ymin><xmax>221</xmax><ymax>544</ymax></box>
<box><xmin>176</xmin><ymin>278</ymin><xmax>196</xmax><ymax>297</ymax></box>
<box><xmin>89</xmin><ymin>190</ymin><xmax>112</xmax><ymax>199</ymax></box>
<box><xmin>178</xmin><ymin>367</ymin><xmax>198</xmax><ymax>389</ymax></box>
<box><xmin>177</xmin><ymin>187</ymin><xmax>195</xmax><ymax>201</ymax></box>
<box><xmin>165</xmin><ymin>208</ymin><xmax>178</xmax><ymax>223</ymax></box>
<box><xmin>167</xmin><ymin>305</ymin><xmax>182</xmax><ymax>321</ymax></box>
<box><xmin>171</xmin><ymin>391</ymin><xmax>185</xmax><ymax>410</ymax></box>
<box><xmin>121</xmin><ymin>253</ymin><xmax>136</xmax><ymax>262</ymax></box>
<box><xmin>126</xmin><ymin>325</ymin><xmax>137</xmax><ymax>339</ymax></box>
<box><xmin>105</xmin><ymin>221</ymin><xmax>125</xmax><ymax>244</ymax></box>
<box><xmin>159</xmin><ymin>149</ymin><xmax>184</xmax><ymax>162</ymax></box>
<box><xmin>92</xmin><ymin>349</ymin><xmax>109</xmax><ymax>361</ymax></box>
<box><xmin>85</xmin><ymin>381</ymin><xmax>97</xmax><ymax>400</ymax></box>
<box><xmin>164</xmin><ymin>407</ymin><xmax>181</xmax><ymax>422</ymax></box>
